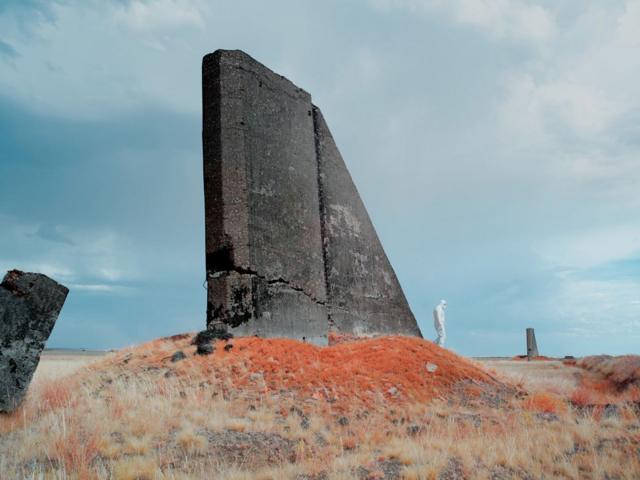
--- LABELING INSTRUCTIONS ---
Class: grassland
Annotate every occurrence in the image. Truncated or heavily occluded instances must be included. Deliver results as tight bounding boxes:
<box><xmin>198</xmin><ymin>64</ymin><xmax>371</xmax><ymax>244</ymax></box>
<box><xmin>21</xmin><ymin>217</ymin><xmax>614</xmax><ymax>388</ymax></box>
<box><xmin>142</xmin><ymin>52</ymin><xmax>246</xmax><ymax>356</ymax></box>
<box><xmin>0</xmin><ymin>336</ymin><xmax>638</xmax><ymax>479</ymax></box>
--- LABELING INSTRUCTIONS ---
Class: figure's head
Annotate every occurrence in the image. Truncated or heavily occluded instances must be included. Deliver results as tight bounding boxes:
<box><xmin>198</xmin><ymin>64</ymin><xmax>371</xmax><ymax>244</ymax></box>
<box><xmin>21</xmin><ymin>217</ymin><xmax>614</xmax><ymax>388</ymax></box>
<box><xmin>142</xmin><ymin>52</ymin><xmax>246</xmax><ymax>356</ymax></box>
<box><xmin>440</xmin><ymin>299</ymin><xmax>447</xmax><ymax>309</ymax></box>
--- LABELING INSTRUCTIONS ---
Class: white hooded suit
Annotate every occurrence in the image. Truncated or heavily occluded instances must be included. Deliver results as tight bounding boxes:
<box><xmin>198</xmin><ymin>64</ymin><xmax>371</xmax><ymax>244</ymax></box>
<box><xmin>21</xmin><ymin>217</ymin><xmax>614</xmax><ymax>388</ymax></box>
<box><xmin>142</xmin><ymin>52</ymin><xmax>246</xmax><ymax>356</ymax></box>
<box><xmin>433</xmin><ymin>299</ymin><xmax>447</xmax><ymax>347</ymax></box>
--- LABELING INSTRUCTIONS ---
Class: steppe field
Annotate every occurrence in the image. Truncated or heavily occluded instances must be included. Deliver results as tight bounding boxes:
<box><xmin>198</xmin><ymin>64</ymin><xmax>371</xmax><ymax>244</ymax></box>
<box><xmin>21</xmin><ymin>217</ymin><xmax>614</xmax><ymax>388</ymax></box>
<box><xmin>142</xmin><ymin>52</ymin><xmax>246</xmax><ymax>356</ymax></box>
<box><xmin>1</xmin><ymin>335</ymin><xmax>639</xmax><ymax>480</ymax></box>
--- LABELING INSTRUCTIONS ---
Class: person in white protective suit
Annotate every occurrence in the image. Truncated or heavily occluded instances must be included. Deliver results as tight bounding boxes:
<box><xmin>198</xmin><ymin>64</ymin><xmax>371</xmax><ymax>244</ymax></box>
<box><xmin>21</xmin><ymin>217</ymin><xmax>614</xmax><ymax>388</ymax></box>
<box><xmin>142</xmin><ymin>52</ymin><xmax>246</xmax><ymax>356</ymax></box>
<box><xmin>433</xmin><ymin>299</ymin><xmax>447</xmax><ymax>347</ymax></box>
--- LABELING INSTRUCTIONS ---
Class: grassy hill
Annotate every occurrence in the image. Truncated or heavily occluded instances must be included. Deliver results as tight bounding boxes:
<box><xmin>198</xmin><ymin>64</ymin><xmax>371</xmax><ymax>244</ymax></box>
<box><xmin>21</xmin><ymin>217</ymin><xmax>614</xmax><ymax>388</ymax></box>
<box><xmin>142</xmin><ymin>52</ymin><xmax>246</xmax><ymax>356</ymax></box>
<box><xmin>1</xmin><ymin>334</ymin><xmax>639</xmax><ymax>479</ymax></box>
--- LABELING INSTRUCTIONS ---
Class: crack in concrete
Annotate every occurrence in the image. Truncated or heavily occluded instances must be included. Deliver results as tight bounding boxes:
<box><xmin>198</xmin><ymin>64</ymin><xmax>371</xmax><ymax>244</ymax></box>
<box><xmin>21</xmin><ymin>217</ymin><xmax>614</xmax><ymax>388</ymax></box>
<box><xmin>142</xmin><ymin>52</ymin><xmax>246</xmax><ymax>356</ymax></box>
<box><xmin>208</xmin><ymin>268</ymin><xmax>326</xmax><ymax>306</ymax></box>
<box><xmin>312</xmin><ymin>106</ymin><xmax>335</xmax><ymax>328</ymax></box>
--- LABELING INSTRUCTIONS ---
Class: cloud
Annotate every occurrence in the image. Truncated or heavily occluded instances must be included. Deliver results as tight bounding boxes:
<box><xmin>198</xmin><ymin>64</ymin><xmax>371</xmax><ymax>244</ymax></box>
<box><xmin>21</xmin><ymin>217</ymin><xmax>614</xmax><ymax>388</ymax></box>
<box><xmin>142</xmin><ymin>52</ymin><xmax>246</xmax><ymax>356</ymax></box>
<box><xmin>30</xmin><ymin>223</ymin><xmax>75</xmax><ymax>245</ymax></box>
<box><xmin>500</xmin><ymin>1</ymin><xmax>640</xmax><ymax>139</ymax></box>
<box><xmin>535</xmin><ymin>224</ymin><xmax>640</xmax><ymax>270</ymax></box>
<box><xmin>68</xmin><ymin>283</ymin><xmax>134</xmax><ymax>294</ymax></box>
<box><xmin>112</xmin><ymin>0</ymin><xmax>205</xmax><ymax>31</ymax></box>
<box><xmin>26</xmin><ymin>262</ymin><xmax>75</xmax><ymax>281</ymax></box>
<box><xmin>501</xmin><ymin>74</ymin><xmax>617</xmax><ymax>138</ymax></box>
<box><xmin>0</xmin><ymin>40</ymin><xmax>17</xmax><ymax>59</ymax></box>
<box><xmin>0</xmin><ymin>1</ymin><xmax>206</xmax><ymax>119</ymax></box>
<box><xmin>0</xmin><ymin>0</ymin><xmax>53</xmax><ymax>17</ymax></box>
<box><xmin>0</xmin><ymin>215</ymin><xmax>140</xmax><ymax>288</ymax></box>
<box><xmin>370</xmin><ymin>0</ymin><xmax>556</xmax><ymax>44</ymax></box>
<box><xmin>553</xmin><ymin>276</ymin><xmax>640</xmax><ymax>336</ymax></box>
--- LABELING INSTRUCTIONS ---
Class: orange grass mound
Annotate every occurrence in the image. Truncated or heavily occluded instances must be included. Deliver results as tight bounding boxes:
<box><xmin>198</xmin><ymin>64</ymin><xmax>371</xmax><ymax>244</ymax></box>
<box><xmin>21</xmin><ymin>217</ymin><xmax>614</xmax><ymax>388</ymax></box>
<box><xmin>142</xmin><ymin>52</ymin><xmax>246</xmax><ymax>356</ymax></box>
<box><xmin>89</xmin><ymin>335</ymin><xmax>507</xmax><ymax>411</ymax></box>
<box><xmin>524</xmin><ymin>392</ymin><xmax>567</xmax><ymax>414</ymax></box>
<box><xmin>577</xmin><ymin>355</ymin><xmax>640</xmax><ymax>388</ymax></box>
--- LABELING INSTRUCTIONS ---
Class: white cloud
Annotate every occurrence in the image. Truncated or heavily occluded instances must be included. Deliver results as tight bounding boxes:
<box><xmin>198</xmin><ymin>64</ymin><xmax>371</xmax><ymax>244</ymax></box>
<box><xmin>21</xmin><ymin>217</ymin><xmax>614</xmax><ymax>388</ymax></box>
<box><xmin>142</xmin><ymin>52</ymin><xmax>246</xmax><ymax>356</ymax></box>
<box><xmin>615</xmin><ymin>0</ymin><xmax>640</xmax><ymax>46</ymax></box>
<box><xmin>449</xmin><ymin>0</ymin><xmax>555</xmax><ymax>43</ymax></box>
<box><xmin>371</xmin><ymin>0</ymin><xmax>556</xmax><ymax>44</ymax></box>
<box><xmin>0</xmin><ymin>0</ymin><xmax>205</xmax><ymax>119</ymax></box>
<box><xmin>500</xmin><ymin>1</ymin><xmax>640</xmax><ymax>140</ymax></box>
<box><xmin>95</xmin><ymin>267</ymin><xmax>124</xmax><ymax>282</ymax></box>
<box><xmin>535</xmin><ymin>224</ymin><xmax>640</xmax><ymax>270</ymax></box>
<box><xmin>0</xmin><ymin>216</ymin><xmax>140</xmax><ymax>286</ymax></box>
<box><xmin>491</xmin><ymin>1</ymin><xmax>640</xmax><ymax>245</ymax></box>
<box><xmin>68</xmin><ymin>283</ymin><xmax>134</xmax><ymax>294</ymax></box>
<box><xmin>553</xmin><ymin>277</ymin><xmax>640</xmax><ymax>336</ymax></box>
<box><xmin>0</xmin><ymin>260</ymin><xmax>132</xmax><ymax>295</ymax></box>
<box><xmin>27</xmin><ymin>263</ymin><xmax>76</xmax><ymax>281</ymax></box>
<box><xmin>502</xmin><ymin>75</ymin><xmax>616</xmax><ymax>136</ymax></box>
<box><xmin>112</xmin><ymin>0</ymin><xmax>205</xmax><ymax>31</ymax></box>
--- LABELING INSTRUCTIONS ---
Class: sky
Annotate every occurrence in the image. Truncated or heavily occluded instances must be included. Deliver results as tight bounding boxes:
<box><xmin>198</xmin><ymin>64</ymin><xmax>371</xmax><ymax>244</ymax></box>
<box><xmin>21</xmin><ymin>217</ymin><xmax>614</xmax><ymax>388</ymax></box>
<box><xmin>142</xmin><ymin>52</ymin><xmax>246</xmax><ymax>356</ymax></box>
<box><xmin>1</xmin><ymin>0</ymin><xmax>639</xmax><ymax>356</ymax></box>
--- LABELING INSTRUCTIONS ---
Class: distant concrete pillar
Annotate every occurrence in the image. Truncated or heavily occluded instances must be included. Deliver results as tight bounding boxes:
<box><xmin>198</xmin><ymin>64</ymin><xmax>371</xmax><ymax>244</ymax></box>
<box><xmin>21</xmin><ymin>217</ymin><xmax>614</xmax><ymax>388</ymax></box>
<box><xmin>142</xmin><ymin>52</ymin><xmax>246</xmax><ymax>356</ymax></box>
<box><xmin>526</xmin><ymin>328</ymin><xmax>539</xmax><ymax>361</ymax></box>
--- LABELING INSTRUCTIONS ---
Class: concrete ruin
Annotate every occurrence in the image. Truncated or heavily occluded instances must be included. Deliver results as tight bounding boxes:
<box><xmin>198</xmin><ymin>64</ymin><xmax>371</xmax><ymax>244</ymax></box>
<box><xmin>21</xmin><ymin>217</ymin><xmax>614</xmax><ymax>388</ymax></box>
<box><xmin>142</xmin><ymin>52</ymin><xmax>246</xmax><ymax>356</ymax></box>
<box><xmin>203</xmin><ymin>50</ymin><xmax>421</xmax><ymax>344</ymax></box>
<box><xmin>0</xmin><ymin>270</ymin><xmax>68</xmax><ymax>412</ymax></box>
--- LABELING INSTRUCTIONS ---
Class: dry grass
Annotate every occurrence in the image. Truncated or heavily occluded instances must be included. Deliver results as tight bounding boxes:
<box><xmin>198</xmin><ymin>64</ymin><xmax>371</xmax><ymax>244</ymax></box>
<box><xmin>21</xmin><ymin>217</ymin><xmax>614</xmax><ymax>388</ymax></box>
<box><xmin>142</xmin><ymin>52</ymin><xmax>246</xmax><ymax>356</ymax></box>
<box><xmin>577</xmin><ymin>355</ymin><xmax>640</xmax><ymax>388</ymax></box>
<box><xmin>1</xmin><ymin>336</ymin><xmax>639</xmax><ymax>479</ymax></box>
<box><xmin>480</xmin><ymin>359</ymin><xmax>581</xmax><ymax>396</ymax></box>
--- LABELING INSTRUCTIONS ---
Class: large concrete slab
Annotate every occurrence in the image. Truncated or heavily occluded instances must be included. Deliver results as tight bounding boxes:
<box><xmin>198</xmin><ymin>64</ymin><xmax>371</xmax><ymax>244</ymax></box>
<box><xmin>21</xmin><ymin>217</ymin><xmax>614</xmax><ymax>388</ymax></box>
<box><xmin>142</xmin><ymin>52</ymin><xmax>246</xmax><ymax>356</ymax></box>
<box><xmin>203</xmin><ymin>50</ymin><xmax>328</xmax><ymax>344</ymax></box>
<box><xmin>0</xmin><ymin>270</ymin><xmax>68</xmax><ymax>412</ymax></box>
<box><xmin>202</xmin><ymin>49</ymin><xmax>421</xmax><ymax>343</ymax></box>
<box><xmin>313</xmin><ymin>107</ymin><xmax>421</xmax><ymax>337</ymax></box>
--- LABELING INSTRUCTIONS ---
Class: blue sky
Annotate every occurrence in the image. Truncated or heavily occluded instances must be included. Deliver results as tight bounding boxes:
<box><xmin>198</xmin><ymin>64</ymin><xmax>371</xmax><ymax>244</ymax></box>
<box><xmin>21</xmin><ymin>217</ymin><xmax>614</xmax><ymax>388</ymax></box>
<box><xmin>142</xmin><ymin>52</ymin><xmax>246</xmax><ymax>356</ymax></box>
<box><xmin>1</xmin><ymin>0</ymin><xmax>639</xmax><ymax>356</ymax></box>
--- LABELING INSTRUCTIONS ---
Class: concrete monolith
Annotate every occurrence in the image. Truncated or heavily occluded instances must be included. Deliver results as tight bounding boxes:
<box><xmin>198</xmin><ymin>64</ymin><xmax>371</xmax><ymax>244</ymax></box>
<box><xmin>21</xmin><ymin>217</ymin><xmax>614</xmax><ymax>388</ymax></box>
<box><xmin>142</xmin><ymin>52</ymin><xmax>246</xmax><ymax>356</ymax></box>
<box><xmin>202</xmin><ymin>50</ymin><xmax>421</xmax><ymax>343</ymax></box>
<box><xmin>0</xmin><ymin>270</ymin><xmax>68</xmax><ymax>412</ymax></box>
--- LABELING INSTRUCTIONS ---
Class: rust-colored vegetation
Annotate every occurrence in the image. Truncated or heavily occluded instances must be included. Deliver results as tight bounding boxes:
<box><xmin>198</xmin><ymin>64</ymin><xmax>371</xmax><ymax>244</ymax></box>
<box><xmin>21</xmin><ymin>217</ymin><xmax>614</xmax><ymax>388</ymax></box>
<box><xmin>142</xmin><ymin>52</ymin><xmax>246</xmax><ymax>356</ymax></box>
<box><xmin>1</xmin><ymin>336</ymin><xmax>639</xmax><ymax>479</ymax></box>
<box><xmin>96</xmin><ymin>334</ymin><xmax>503</xmax><ymax>412</ymax></box>
<box><xmin>523</xmin><ymin>391</ymin><xmax>568</xmax><ymax>414</ymax></box>
<box><xmin>577</xmin><ymin>355</ymin><xmax>640</xmax><ymax>389</ymax></box>
<box><xmin>568</xmin><ymin>355</ymin><xmax>640</xmax><ymax>406</ymax></box>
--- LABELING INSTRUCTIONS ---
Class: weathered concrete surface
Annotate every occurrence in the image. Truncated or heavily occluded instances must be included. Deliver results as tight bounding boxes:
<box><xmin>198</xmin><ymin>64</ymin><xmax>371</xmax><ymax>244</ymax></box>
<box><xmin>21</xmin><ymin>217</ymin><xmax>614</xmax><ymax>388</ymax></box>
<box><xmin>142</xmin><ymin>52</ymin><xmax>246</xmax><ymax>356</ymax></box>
<box><xmin>313</xmin><ymin>107</ymin><xmax>421</xmax><ymax>337</ymax></box>
<box><xmin>203</xmin><ymin>50</ymin><xmax>328</xmax><ymax>344</ymax></box>
<box><xmin>202</xmin><ymin>49</ymin><xmax>421</xmax><ymax>342</ymax></box>
<box><xmin>0</xmin><ymin>270</ymin><xmax>68</xmax><ymax>412</ymax></box>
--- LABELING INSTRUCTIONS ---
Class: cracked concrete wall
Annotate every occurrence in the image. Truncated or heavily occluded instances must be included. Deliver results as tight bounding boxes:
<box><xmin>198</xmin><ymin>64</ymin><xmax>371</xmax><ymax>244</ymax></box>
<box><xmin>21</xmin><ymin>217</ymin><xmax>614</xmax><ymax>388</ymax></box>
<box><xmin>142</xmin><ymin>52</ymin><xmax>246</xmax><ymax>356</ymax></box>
<box><xmin>203</xmin><ymin>50</ymin><xmax>421</xmax><ymax>343</ymax></box>
<box><xmin>313</xmin><ymin>107</ymin><xmax>421</xmax><ymax>337</ymax></box>
<box><xmin>203</xmin><ymin>50</ymin><xmax>328</xmax><ymax>344</ymax></box>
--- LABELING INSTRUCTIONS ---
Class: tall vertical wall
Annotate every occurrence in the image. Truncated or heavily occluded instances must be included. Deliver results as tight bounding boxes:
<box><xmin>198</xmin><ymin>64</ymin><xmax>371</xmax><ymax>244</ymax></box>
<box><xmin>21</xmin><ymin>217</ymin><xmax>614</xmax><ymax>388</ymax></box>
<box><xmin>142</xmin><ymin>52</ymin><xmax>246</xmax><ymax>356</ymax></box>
<box><xmin>203</xmin><ymin>50</ymin><xmax>421</xmax><ymax>343</ymax></box>
<box><xmin>313</xmin><ymin>107</ymin><xmax>422</xmax><ymax>337</ymax></box>
<box><xmin>202</xmin><ymin>50</ymin><xmax>328</xmax><ymax>344</ymax></box>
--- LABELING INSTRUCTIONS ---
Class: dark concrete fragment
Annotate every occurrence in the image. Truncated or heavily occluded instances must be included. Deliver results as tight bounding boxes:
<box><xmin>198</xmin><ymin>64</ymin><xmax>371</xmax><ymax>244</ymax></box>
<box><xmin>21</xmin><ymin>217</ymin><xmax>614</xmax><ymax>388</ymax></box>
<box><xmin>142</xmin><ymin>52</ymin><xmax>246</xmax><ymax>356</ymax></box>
<box><xmin>0</xmin><ymin>270</ymin><xmax>68</xmax><ymax>412</ymax></box>
<box><xmin>197</xmin><ymin>343</ymin><xmax>214</xmax><ymax>356</ymax></box>
<box><xmin>170</xmin><ymin>351</ymin><xmax>186</xmax><ymax>362</ymax></box>
<box><xmin>192</xmin><ymin>328</ymin><xmax>227</xmax><ymax>356</ymax></box>
<box><xmin>313</xmin><ymin>107</ymin><xmax>421</xmax><ymax>337</ymax></box>
<box><xmin>203</xmin><ymin>50</ymin><xmax>327</xmax><ymax>344</ymax></box>
<box><xmin>192</xmin><ymin>326</ymin><xmax>233</xmax><ymax>345</ymax></box>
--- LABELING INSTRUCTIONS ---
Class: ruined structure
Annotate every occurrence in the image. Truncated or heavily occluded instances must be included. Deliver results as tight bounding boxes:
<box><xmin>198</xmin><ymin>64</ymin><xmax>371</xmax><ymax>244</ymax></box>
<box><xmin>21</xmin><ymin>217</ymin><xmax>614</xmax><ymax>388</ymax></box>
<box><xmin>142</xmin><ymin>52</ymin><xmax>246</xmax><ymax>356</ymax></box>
<box><xmin>0</xmin><ymin>270</ymin><xmax>68</xmax><ymax>412</ymax></box>
<box><xmin>203</xmin><ymin>50</ymin><xmax>421</xmax><ymax>344</ymax></box>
